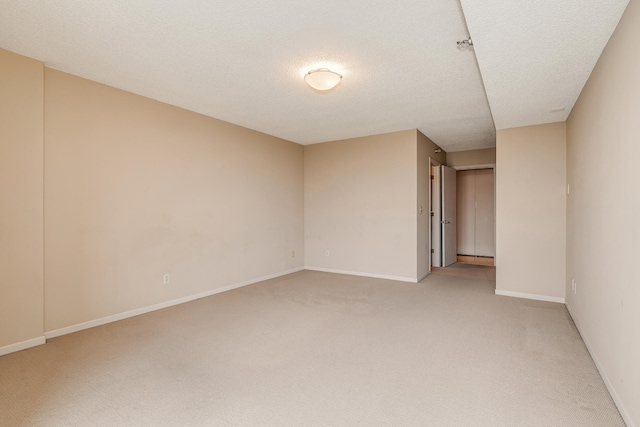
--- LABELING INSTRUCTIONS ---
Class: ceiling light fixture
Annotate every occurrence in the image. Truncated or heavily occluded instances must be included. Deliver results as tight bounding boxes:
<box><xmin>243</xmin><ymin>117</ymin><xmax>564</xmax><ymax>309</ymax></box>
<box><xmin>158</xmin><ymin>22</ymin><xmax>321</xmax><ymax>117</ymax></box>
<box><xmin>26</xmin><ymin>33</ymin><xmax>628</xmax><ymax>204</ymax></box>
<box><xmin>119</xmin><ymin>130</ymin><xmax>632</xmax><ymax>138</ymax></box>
<box><xmin>304</xmin><ymin>68</ymin><xmax>343</xmax><ymax>91</ymax></box>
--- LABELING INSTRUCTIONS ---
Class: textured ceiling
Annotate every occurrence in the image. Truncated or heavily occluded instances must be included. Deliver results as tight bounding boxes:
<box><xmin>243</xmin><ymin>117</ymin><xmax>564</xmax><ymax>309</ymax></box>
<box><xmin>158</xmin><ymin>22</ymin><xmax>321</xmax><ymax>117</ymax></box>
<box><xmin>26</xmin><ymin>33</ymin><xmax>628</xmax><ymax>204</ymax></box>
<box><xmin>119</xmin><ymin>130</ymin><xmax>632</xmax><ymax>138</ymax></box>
<box><xmin>0</xmin><ymin>1</ymin><xmax>629</xmax><ymax>151</ymax></box>
<box><xmin>460</xmin><ymin>0</ymin><xmax>630</xmax><ymax>130</ymax></box>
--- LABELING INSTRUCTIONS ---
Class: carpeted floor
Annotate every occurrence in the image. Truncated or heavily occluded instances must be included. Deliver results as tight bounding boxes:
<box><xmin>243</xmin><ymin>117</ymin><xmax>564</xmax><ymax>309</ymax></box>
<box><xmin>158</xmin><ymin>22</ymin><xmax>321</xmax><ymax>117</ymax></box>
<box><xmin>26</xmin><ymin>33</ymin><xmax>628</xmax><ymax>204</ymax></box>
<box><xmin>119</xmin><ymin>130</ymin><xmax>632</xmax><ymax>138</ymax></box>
<box><xmin>0</xmin><ymin>270</ymin><xmax>624</xmax><ymax>426</ymax></box>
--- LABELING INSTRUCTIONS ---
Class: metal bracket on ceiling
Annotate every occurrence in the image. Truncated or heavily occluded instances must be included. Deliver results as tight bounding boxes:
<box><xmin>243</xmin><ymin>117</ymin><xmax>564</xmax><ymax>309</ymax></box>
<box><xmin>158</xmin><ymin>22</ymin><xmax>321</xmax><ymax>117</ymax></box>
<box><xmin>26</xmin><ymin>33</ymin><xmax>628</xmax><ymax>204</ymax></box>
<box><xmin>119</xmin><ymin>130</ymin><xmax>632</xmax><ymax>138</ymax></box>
<box><xmin>456</xmin><ymin>37</ymin><xmax>474</xmax><ymax>49</ymax></box>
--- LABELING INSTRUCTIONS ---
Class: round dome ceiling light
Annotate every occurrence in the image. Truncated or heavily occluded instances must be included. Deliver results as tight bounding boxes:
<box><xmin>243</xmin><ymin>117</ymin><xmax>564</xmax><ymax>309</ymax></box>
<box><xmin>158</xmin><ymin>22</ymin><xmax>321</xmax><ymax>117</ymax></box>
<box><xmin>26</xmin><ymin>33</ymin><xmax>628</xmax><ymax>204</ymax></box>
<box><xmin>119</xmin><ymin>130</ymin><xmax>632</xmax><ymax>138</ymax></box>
<box><xmin>304</xmin><ymin>68</ymin><xmax>343</xmax><ymax>92</ymax></box>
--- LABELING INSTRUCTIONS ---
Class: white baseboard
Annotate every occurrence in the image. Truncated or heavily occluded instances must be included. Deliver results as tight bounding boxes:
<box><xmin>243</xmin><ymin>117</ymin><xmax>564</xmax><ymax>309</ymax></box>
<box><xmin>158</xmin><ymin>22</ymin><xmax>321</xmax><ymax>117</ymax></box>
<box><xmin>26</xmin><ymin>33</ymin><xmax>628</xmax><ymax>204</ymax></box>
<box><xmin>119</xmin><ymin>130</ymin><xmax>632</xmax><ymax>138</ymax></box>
<box><xmin>45</xmin><ymin>267</ymin><xmax>304</xmax><ymax>339</ymax></box>
<box><xmin>495</xmin><ymin>289</ymin><xmax>565</xmax><ymax>304</ymax></box>
<box><xmin>0</xmin><ymin>336</ymin><xmax>46</xmax><ymax>357</ymax></box>
<box><xmin>566</xmin><ymin>304</ymin><xmax>635</xmax><ymax>427</ymax></box>
<box><xmin>305</xmin><ymin>266</ymin><xmax>417</xmax><ymax>283</ymax></box>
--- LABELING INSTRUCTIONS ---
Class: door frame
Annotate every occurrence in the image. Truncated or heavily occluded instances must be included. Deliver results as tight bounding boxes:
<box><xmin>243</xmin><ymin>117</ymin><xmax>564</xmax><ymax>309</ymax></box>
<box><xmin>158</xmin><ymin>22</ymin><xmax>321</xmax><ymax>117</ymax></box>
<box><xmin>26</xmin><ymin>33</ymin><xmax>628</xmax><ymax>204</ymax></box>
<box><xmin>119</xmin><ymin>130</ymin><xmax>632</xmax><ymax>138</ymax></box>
<box><xmin>429</xmin><ymin>158</ymin><xmax>441</xmax><ymax>272</ymax></box>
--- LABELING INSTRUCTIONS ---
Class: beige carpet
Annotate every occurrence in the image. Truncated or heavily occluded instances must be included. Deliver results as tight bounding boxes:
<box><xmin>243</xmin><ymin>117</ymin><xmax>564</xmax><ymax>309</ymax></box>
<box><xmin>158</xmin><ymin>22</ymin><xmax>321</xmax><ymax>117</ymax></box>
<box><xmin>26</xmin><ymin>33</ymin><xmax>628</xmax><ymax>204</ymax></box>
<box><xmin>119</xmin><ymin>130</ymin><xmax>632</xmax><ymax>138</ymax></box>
<box><xmin>0</xmin><ymin>270</ymin><xmax>624</xmax><ymax>426</ymax></box>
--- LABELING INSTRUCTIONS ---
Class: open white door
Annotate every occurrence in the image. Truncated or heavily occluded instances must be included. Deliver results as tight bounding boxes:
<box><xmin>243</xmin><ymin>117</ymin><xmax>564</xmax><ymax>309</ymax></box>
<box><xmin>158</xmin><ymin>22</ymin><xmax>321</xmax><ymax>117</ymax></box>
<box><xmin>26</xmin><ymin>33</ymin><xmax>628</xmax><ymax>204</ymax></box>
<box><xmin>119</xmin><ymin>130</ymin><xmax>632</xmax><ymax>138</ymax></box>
<box><xmin>441</xmin><ymin>165</ymin><xmax>457</xmax><ymax>266</ymax></box>
<box><xmin>431</xmin><ymin>163</ymin><xmax>442</xmax><ymax>267</ymax></box>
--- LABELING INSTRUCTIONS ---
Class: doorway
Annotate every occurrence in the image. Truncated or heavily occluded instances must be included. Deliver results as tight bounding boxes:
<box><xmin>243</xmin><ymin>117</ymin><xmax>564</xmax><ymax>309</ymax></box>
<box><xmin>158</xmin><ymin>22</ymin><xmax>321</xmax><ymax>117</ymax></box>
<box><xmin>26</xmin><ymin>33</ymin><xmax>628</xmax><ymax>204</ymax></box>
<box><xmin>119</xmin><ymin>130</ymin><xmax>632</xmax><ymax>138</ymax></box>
<box><xmin>429</xmin><ymin>164</ymin><xmax>496</xmax><ymax>271</ymax></box>
<box><xmin>456</xmin><ymin>168</ymin><xmax>495</xmax><ymax>266</ymax></box>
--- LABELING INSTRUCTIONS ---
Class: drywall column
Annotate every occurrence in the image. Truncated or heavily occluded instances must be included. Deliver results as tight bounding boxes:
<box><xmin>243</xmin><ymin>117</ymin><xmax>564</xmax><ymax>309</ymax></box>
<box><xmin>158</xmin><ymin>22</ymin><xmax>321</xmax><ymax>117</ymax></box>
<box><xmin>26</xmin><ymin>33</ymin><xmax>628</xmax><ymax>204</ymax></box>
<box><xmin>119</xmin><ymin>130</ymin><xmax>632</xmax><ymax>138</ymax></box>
<box><xmin>566</xmin><ymin>0</ymin><xmax>639</xmax><ymax>424</ymax></box>
<box><xmin>0</xmin><ymin>49</ymin><xmax>44</xmax><ymax>355</ymax></box>
<box><xmin>417</xmin><ymin>131</ymin><xmax>447</xmax><ymax>280</ymax></box>
<box><xmin>495</xmin><ymin>122</ymin><xmax>566</xmax><ymax>302</ymax></box>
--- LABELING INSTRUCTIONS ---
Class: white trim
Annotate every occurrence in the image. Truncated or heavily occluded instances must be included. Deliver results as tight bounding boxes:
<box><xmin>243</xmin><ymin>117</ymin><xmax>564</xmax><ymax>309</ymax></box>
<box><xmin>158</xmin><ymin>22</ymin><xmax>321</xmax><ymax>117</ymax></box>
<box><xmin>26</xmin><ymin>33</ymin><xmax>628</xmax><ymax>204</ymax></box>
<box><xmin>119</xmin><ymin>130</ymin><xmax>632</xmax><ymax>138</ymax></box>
<box><xmin>45</xmin><ymin>267</ymin><xmax>304</xmax><ymax>339</ymax></box>
<box><xmin>495</xmin><ymin>289</ymin><xmax>565</xmax><ymax>304</ymax></box>
<box><xmin>305</xmin><ymin>266</ymin><xmax>417</xmax><ymax>283</ymax></box>
<box><xmin>566</xmin><ymin>304</ymin><xmax>635</xmax><ymax>427</ymax></box>
<box><xmin>0</xmin><ymin>336</ymin><xmax>46</xmax><ymax>357</ymax></box>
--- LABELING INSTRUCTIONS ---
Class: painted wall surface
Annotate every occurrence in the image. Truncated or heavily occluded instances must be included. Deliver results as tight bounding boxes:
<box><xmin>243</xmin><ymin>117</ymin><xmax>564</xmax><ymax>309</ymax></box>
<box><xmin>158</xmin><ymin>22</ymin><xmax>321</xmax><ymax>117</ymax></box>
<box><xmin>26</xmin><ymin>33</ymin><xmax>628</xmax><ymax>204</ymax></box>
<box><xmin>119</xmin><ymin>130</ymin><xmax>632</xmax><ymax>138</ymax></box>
<box><xmin>304</xmin><ymin>130</ymin><xmax>418</xmax><ymax>281</ymax></box>
<box><xmin>446</xmin><ymin>148</ymin><xmax>495</xmax><ymax>168</ymax></box>
<box><xmin>566</xmin><ymin>0</ymin><xmax>639</xmax><ymax>424</ymax></box>
<box><xmin>496</xmin><ymin>122</ymin><xmax>566</xmax><ymax>300</ymax></box>
<box><xmin>0</xmin><ymin>49</ymin><xmax>44</xmax><ymax>351</ymax></box>
<box><xmin>44</xmin><ymin>69</ymin><xmax>304</xmax><ymax>332</ymax></box>
<box><xmin>417</xmin><ymin>131</ymin><xmax>446</xmax><ymax>280</ymax></box>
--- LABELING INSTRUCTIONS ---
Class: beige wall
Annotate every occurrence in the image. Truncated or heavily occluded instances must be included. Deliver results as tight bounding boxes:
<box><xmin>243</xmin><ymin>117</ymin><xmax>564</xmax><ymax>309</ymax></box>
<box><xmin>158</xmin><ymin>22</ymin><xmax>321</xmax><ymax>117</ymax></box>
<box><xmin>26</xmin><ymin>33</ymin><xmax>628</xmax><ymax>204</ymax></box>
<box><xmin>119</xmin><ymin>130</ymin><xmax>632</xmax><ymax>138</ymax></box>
<box><xmin>566</xmin><ymin>0</ymin><xmax>639</xmax><ymax>424</ymax></box>
<box><xmin>496</xmin><ymin>122</ymin><xmax>566</xmax><ymax>301</ymax></box>
<box><xmin>0</xmin><ymin>49</ymin><xmax>44</xmax><ymax>353</ymax></box>
<box><xmin>417</xmin><ymin>131</ymin><xmax>446</xmax><ymax>279</ymax></box>
<box><xmin>446</xmin><ymin>148</ymin><xmax>495</xmax><ymax>168</ymax></box>
<box><xmin>304</xmin><ymin>130</ymin><xmax>418</xmax><ymax>281</ymax></box>
<box><xmin>43</xmin><ymin>69</ymin><xmax>304</xmax><ymax>332</ymax></box>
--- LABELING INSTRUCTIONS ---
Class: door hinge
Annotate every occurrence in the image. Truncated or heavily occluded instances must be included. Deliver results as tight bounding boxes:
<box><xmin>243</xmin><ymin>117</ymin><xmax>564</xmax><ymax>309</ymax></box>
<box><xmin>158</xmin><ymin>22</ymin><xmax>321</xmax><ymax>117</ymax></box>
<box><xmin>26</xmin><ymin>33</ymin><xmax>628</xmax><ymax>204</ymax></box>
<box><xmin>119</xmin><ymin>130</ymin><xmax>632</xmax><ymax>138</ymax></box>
<box><xmin>431</xmin><ymin>249</ymin><xmax>435</xmax><ymax>254</ymax></box>
<box><xmin>430</xmin><ymin>212</ymin><xmax>434</xmax><ymax>216</ymax></box>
